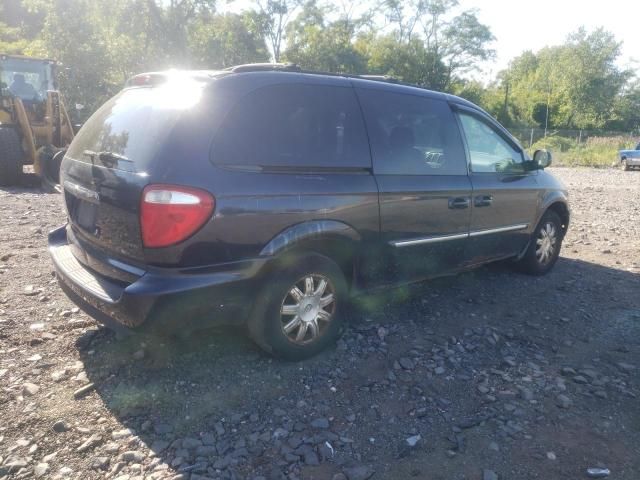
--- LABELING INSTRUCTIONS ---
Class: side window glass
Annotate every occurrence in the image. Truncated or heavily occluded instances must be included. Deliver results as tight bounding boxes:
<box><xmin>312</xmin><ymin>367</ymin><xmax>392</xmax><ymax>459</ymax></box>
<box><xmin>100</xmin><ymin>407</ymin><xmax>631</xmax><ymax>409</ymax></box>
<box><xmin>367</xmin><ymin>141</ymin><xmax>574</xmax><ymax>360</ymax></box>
<box><xmin>212</xmin><ymin>83</ymin><xmax>370</xmax><ymax>169</ymax></box>
<box><xmin>458</xmin><ymin>113</ymin><xmax>524</xmax><ymax>173</ymax></box>
<box><xmin>356</xmin><ymin>88</ymin><xmax>467</xmax><ymax>175</ymax></box>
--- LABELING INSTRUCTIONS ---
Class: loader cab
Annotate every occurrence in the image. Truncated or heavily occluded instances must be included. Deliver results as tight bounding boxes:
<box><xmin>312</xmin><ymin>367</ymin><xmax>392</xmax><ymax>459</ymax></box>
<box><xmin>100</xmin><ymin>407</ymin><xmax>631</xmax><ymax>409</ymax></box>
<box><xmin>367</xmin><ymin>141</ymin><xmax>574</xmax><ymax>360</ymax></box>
<box><xmin>0</xmin><ymin>55</ymin><xmax>57</xmax><ymax>119</ymax></box>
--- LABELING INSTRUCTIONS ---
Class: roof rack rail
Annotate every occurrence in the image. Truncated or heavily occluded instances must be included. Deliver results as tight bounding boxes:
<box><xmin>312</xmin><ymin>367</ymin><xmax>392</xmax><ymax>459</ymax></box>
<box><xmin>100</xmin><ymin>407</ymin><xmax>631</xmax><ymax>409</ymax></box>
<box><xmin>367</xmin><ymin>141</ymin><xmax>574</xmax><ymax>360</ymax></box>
<box><xmin>226</xmin><ymin>63</ymin><xmax>302</xmax><ymax>73</ymax></box>
<box><xmin>357</xmin><ymin>74</ymin><xmax>398</xmax><ymax>83</ymax></box>
<box><xmin>223</xmin><ymin>63</ymin><xmax>409</xmax><ymax>88</ymax></box>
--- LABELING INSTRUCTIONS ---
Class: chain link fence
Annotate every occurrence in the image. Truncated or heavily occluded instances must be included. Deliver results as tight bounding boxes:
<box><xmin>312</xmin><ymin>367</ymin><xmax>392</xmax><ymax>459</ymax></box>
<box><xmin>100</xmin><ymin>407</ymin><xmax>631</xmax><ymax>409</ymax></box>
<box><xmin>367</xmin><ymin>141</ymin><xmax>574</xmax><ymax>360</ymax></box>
<box><xmin>509</xmin><ymin>128</ymin><xmax>639</xmax><ymax>149</ymax></box>
<box><xmin>506</xmin><ymin>128</ymin><xmax>640</xmax><ymax>167</ymax></box>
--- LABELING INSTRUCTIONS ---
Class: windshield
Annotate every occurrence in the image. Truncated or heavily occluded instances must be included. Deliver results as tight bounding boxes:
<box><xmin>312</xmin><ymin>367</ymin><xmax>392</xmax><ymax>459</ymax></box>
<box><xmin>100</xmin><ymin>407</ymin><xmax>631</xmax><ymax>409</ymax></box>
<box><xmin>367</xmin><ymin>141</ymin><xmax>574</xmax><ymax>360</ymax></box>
<box><xmin>0</xmin><ymin>57</ymin><xmax>54</xmax><ymax>101</ymax></box>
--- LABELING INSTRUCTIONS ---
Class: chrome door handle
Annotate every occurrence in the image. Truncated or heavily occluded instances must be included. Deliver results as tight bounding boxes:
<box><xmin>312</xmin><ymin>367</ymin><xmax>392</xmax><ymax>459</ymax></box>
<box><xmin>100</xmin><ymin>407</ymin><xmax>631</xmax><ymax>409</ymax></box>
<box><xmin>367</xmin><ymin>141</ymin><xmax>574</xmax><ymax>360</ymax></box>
<box><xmin>474</xmin><ymin>195</ymin><xmax>493</xmax><ymax>207</ymax></box>
<box><xmin>448</xmin><ymin>197</ymin><xmax>470</xmax><ymax>209</ymax></box>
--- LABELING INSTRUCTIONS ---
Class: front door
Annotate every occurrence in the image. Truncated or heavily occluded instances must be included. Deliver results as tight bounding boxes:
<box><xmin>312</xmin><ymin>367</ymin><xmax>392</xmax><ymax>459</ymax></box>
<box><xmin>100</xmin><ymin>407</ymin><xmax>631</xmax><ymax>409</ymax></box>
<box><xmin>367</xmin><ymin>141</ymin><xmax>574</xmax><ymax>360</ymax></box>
<box><xmin>356</xmin><ymin>87</ymin><xmax>472</xmax><ymax>284</ymax></box>
<box><xmin>456</xmin><ymin>110</ymin><xmax>539</xmax><ymax>265</ymax></box>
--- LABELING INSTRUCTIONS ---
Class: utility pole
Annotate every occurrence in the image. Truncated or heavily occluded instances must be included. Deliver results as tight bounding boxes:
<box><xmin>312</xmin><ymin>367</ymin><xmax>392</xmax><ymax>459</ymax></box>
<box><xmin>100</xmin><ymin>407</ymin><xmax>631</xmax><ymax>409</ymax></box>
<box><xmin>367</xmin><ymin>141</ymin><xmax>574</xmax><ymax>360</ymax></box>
<box><xmin>544</xmin><ymin>82</ymin><xmax>551</xmax><ymax>138</ymax></box>
<box><xmin>502</xmin><ymin>79</ymin><xmax>509</xmax><ymax>123</ymax></box>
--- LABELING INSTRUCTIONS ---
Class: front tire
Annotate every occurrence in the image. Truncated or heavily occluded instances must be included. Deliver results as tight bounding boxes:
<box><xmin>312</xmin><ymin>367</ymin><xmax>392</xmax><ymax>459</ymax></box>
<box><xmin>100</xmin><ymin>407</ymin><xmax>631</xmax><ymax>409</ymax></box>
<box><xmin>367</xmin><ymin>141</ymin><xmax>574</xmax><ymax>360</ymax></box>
<box><xmin>515</xmin><ymin>210</ymin><xmax>563</xmax><ymax>276</ymax></box>
<box><xmin>248</xmin><ymin>253</ymin><xmax>348</xmax><ymax>360</ymax></box>
<box><xmin>621</xmin><ymin>158</ymin><xmax>630</xmax><ymax>171</ymax></box>
<box><xmin>0</xmin><ymin>127</ymin><xmax>23</xmax><ymax>186</ymax></box>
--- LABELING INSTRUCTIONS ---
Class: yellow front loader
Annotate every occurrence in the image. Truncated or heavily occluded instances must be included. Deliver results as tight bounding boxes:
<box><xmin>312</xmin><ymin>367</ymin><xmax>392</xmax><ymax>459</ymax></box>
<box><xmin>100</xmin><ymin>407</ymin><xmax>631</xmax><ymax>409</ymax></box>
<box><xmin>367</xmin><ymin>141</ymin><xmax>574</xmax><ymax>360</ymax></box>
<box><xmin>0</xmin><ymin>54</ymin><xmax>75</xmax><ymax>186</ymax></box>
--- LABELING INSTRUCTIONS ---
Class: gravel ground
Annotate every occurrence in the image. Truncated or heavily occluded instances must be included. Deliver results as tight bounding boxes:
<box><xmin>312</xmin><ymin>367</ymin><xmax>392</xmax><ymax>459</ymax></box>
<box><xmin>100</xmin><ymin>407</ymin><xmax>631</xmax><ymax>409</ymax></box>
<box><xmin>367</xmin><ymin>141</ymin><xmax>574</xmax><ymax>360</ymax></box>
<box><xmin>0</xmin><ymin>167</ymin><xmax>639</xmax><ymax>480</ymax></box>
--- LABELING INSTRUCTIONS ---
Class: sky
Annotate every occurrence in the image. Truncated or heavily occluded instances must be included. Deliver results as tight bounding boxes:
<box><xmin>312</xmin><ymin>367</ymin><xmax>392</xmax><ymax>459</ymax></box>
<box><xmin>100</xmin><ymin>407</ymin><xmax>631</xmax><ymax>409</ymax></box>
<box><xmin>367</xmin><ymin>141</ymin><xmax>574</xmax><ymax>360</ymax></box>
<box><xmin>463</xmin><ymin>0</ymin><xmax>639</xmax><ymax>80</ymax></box>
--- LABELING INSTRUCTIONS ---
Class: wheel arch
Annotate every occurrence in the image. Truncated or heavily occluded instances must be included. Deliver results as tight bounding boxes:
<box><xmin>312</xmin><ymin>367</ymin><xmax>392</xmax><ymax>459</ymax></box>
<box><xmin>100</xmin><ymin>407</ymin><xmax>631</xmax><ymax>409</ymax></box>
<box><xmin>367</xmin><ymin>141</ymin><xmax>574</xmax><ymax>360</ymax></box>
<box><xmin>259</xmin><ymin>220</ymin><xmax>362</xmax><ymax>289</ymax></box>
<box><xmin>545</xmin><ymin>200</ymin><xmax>570</xmax><ymax>237</ymax></box>
<box><xmin>517</xmin><ymin>195</ymin><xmax>570</xmax><ymax>260</ymax></box>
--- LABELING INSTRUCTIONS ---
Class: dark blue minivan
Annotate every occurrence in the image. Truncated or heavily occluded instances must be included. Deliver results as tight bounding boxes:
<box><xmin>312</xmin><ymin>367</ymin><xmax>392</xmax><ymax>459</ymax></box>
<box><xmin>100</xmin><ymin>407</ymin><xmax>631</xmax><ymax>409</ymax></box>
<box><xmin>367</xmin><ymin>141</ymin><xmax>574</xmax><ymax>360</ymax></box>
<box><xmin>49</xmin><ymin>64</ymin><xmax>569</xmax><ymax>359</ymax></box>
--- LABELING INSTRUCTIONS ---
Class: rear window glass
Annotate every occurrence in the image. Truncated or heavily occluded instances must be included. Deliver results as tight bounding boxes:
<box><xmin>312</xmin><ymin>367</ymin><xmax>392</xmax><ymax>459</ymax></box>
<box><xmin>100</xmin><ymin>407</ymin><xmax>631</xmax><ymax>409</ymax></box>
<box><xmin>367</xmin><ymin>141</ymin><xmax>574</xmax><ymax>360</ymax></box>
<box><xmin>212</xmin><ymin>83</ymin><xmax>370</xmax><ymax>169</ymax></box>
<box><xmin>66</xmin><ymin>82</ymin><xmax>204</xmax><ymax>172</ymax></box>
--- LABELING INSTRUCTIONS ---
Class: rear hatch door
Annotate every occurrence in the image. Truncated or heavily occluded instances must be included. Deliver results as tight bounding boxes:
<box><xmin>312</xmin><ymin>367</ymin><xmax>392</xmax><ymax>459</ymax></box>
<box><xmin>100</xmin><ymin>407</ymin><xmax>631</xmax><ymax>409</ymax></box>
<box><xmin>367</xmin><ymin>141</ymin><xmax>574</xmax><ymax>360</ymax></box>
<box><xmin>61</xmin><ymin>82</ymin><xmax>202</xmax><ymax>261</ymax></box>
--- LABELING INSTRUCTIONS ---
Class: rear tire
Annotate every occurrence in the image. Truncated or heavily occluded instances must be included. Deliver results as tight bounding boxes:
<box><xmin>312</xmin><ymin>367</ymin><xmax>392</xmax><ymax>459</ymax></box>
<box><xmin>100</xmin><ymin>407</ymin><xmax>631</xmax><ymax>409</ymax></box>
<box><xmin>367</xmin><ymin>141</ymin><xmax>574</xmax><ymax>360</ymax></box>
<box><xmin>515</xmin><ymin>210</ymin><xmax>563</xmax><ymax>276</ymax></box>
<box><xmin>0</xmin><ymin>127</ymin><xmax>23</xmax><ymax>186</ymax></box>
<box><xmin>248</xmin><ymin>253</ymin><xmax>348</xmax><ymax>360</ymax></box>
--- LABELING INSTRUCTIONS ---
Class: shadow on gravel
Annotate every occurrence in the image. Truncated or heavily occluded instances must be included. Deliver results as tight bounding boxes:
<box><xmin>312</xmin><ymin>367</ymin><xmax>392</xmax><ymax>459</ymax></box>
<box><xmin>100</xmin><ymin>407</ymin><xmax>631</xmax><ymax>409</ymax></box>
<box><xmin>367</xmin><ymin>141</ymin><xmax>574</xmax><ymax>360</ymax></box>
<box><xmin>0</xmin><ymin>172</ymin><xmax>48</xmax><ymax>192</ymax></box>
<box><xmin>77</xmin><ymin>257</ymin><xmax>640</xmax><ymax>479</ymax></box>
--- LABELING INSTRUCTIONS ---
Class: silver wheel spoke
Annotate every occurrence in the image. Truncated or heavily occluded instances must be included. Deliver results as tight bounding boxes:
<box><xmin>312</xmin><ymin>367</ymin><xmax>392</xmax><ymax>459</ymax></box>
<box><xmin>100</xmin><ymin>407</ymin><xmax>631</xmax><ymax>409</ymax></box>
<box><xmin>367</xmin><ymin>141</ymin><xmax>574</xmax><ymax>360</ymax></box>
<box><xmin>308</xmin><ymin>318</ymin><xmax>319</xmax><ymax>339</ymax></box>
<box><xmin>317</xmin><ymin>309</ymin><xmax>332</xmax><ymax>322</ymax></box>
<box><xmin>290</xmin><ymin>286</ymin><xmax>304</xmax><ymax>302</ymax></box>
<box><xmin>304</xmin><ymin>276</ymin><xmax>314</xmax><ymax>295</ymax></box>
<box><xmin>295</xmin><ymin>321</ymin><xmax>308</xmax><ymax>342</ymax></box>
<box><xmin>283</xmin><ymin>316</ymin><xmax>301</xmax><ymax>333</ymax></box>
<box><xmin>314</xmin><ymin>278</ymin><xmax>328</xmax><ymax>296</ymax></box>
<box><xmin>547</xmin><ymin>224</ymin><xmax>556</xmax><ymax>239</ymax></box>
<box><xmin>281</xmin><ymin>304</ymin><xmax>298</xmax><ymax>315</ymax></box>
<box><xmin>319</xmin><ymin>293</ymin><xmax>334</xmax><ymax>308</ymax></box>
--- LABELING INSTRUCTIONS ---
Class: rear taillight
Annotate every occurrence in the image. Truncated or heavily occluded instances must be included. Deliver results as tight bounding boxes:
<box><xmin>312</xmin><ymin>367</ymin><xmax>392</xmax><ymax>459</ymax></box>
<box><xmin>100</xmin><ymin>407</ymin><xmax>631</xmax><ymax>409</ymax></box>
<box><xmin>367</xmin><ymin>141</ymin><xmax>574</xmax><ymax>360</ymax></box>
<box><xmin>140</xmin><ymin>185</ymin><xmax>215</xmax><ymax>248</ymax></box>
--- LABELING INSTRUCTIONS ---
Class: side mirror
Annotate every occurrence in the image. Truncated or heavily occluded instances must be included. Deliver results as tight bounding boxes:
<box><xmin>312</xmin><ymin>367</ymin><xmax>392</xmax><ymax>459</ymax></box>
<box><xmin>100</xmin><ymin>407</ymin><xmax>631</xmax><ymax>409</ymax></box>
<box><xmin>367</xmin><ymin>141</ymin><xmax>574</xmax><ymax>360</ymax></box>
<box><xmin>533</xmin><ymin>149</ymin><xmax>552</xmax><ymax>169</ymax></box>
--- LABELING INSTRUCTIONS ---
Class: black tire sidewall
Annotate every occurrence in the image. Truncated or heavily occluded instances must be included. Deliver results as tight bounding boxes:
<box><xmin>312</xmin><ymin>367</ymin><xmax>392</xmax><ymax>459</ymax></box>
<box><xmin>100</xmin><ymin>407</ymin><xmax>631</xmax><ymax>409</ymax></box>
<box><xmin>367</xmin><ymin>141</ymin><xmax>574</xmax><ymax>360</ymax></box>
<box><xmin>0</xmin><ymin>127</ymin><xmax>23</xmax><ymax>186</ymax></box>
<box><xmin>519</xmin><ymin>210</ymin><xmax>563</xmax><ymax>276</ymax></box>
<box><xmin>249</xmin><ymin>254</ymin><xmax>348</xmax><ymax>360</ymax></box>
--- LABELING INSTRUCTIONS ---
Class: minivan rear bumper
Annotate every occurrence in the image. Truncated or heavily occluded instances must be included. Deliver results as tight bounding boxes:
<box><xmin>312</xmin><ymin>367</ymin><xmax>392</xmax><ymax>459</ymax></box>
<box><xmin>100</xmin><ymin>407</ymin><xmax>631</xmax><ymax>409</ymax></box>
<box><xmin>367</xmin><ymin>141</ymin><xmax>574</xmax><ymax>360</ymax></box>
<box><xmin>49</xmin><ymin>225</ymin><xmax>266</xmax><ymax>333</ymax></box>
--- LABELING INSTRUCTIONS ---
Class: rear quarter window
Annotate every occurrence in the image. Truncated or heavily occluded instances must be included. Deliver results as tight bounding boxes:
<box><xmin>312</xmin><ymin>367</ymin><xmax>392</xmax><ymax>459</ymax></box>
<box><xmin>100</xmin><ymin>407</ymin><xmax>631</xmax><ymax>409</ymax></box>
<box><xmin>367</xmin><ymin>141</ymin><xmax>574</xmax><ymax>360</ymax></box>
<box><xmin>211</xmin><ymin>83</ymin><xmax>371</xmax><ymax>169</ymax></box>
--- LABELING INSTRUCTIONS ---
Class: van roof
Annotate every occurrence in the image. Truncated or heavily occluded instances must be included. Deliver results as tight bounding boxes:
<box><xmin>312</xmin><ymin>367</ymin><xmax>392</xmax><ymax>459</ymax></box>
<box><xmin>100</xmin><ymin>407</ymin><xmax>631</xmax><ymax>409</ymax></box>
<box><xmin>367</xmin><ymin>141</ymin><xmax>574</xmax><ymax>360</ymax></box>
<box><xmin>125</xmin><ymin>63</ymin><xmax>488</xmax><ymax>117</ymax></box>
<box><xmin>128</xmin><ymin>63</ymin><xmax>476</xmax><ymax>103</ymax></box>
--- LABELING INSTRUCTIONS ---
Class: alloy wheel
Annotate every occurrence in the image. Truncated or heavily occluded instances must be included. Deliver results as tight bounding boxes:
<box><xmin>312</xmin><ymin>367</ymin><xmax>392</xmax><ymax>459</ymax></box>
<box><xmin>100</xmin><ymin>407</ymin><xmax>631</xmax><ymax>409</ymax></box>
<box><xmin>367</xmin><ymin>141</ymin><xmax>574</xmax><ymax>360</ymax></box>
<box><xmin>536</xmin><ymin>221</ymin><xmax>557</xmax><ymax>265</ymax></box>
<box><xmin>280</xmin><ymin>274</ymin><xmax>336</xmax><ymax>345</ymax></box>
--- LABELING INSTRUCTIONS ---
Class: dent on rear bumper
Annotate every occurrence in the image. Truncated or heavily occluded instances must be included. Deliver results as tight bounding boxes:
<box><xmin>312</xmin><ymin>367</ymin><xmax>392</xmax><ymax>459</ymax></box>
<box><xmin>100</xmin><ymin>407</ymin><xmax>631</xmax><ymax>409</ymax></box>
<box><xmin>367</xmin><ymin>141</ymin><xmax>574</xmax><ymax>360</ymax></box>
<box><xmin>49</xmin><ymin>225</ymin><xmax>266</xmax><ymax>332</ymax></box>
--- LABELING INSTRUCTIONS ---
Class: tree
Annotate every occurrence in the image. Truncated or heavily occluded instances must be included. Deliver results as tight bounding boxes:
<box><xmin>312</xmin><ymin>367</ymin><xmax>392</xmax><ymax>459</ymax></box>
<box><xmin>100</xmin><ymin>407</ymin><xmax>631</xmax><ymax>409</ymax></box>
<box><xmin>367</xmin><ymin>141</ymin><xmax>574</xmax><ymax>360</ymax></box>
<box><xmin>283</xmin><ymin>2</ymin><xmax>366</xmax><ymax>72</ymax></box>
<box><xmin>3</xmin><ymin>0</ymin><xmax>636</xmax><ymax>134</ymax></box>
<box><xmin>36</xmin><ymin>0</ymin><xmax>117</xmax><ymax>114</ymax></box>
<box><xmin>439</xmin><ymin>11</ymin><xmax>494</xmax><ymax>88</ymax></box>
<box><xmin>496</xmin><ymin>27</ymin><xmax>630</xmax><ymax>130</ymax></box>
<box><xmin>0</xmin><ymin>0</ymin><xmax>43</xmax><ymax>53</ymax></box>
<box><xmin>189</xmin><ymin>13</ymin><xmax>269</xmax><ymax>68</ymax></box>
<box><xmin>377</xmin><ymin>0</ymin><xmax>494</xmax><ymax>90</ymax></box>
<box><xmin>356</xmin><ymin>33</ymin><xmax>447</xmax><ymax>88</ymax></box>
<box><xmin>608</xmin><ymin>80</ymin><xmax>640</xmax><ymax>132</ymax></box>
<box><xmin>147</xmin><ymin>0</ymin><xmax>216</xmax><ymax>66</ymax></box>
<box><xmin>248</xmin><ymin>0</ymin><xmax>304</xmax><ymax>62</ymax></box>
<box><xmin>381</xmin><ymin>0</ymin><xmax>428</xmax><ymax>43</ymax></box>
<box><xmin>563</xmin><ymin>28</ymin><xmax>627</xmax><ymax>128</ymax></box>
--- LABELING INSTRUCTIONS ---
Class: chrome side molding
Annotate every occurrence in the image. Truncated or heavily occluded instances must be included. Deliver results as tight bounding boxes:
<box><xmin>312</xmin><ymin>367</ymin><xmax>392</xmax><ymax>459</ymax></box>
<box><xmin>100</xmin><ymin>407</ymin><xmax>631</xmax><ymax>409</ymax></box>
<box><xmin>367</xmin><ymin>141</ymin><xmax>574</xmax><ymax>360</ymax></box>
<box><xmin>391</xmin><ymin>223</ymin><xmax>529</xmax><ymax>248</ymax></box>
<box><xmin>468</xmin><ymin>224</ymin><xmax>529</xmax><ymax>237</ymax></box>
<box><xmin>392</xmin><ymin>232</ymin><xmax>469</xmax><ymax>247</ymax></box>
